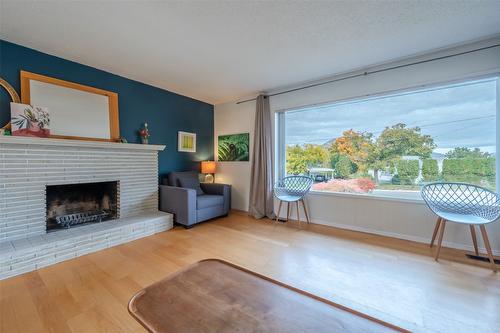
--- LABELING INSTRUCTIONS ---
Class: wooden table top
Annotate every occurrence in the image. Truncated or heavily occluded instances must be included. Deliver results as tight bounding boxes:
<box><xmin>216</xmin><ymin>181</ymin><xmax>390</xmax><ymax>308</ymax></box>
<box><xmin>128</xmin><ymin>259</ymin><xmax>408</xmax><ymax>333</ymax></box>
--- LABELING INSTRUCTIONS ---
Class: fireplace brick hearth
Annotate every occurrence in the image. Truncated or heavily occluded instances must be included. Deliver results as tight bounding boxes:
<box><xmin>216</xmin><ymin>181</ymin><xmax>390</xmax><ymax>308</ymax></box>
<box><xmin>0</xmin><ymin>136</ymin><xmax>173</xmax><ymax>280</ymax></box>
<box><xmin>0</xmin><ymin>212</ymin><xmax>171</xmax><ymax>279</ymax></box>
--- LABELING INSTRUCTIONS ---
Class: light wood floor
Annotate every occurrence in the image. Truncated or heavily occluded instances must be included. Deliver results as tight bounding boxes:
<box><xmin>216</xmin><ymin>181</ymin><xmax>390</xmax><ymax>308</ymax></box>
<box><xmin>1</xmin><ymin>212</ymin><xmax>499</xmax><ymax>333</ymax></box>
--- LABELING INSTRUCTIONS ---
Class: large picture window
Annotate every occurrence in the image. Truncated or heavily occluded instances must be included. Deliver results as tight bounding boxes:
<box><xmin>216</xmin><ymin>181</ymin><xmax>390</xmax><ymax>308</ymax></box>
<box><xmin>279</xmin><ymin>77</ymin><xmax>499</xmax><ymax>199</ymax></box>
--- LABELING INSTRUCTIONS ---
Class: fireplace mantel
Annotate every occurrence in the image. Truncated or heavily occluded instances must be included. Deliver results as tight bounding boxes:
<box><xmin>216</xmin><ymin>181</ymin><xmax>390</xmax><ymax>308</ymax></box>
<box><xmin>0</xmin><ymin>135</ymin><xmax>166</xmax><ymax>151</ymax></box>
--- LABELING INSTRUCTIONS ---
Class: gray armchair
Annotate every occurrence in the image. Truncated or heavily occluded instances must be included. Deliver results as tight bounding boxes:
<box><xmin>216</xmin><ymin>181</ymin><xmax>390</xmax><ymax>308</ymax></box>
<box><xmin>159</xmin><ymin>171</ymin><xmax>231</xmax><ymax>228</ymax></box>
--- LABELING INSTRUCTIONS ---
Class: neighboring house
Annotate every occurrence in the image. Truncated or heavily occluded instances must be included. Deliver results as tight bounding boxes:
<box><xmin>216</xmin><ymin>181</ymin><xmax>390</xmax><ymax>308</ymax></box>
<box><xmin>431</xmin><ymin>152</ymin><xmax>446</xmax><ymax>172</ymax></box>
<box><xmin>308</xmin><ymin>167</ymin><xmax>335</xmax><ymax>182</ymax></box>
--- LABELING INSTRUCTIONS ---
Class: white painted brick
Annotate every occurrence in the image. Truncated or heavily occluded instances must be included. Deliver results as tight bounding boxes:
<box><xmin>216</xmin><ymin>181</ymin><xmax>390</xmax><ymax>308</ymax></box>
<box><xmin>54</xmin><ymin>252</ymin><xmax>77</xmax><ymax>262</ymax></box>
<box><xmin>35</xmin><ymin>257</ymin><xmax>57</xmax><ymax>269</ymax></box>
<box><xmin>1</xmin><ymin>142</ymin><xmax>161</xmax><ymax>241</ymax></box>
<box><xmin>0</xmin><ymin>212</ymin><xmax>173</xmax><ymax>280</ymax></box>
<box><xmin>1</xmin><ymin>264</ymin><xmax>36</xmax><ymax>279</ymax></box>
<box><xmin>0</xmin><ymin>138</ymin><xmax>172</xmax><ymax>280</ymax></box>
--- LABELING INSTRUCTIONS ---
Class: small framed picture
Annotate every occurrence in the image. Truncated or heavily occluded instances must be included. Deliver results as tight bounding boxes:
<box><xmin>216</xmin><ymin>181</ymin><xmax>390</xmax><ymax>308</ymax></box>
<box><xmin>11</xmin><ymin>102</ymin><xmax>50</xmax><ymax>138</ymax></box>
<box><xmin>178</xmin><ymin>131</ymin><xmax>196</xmax><ymax>152</ymax></box>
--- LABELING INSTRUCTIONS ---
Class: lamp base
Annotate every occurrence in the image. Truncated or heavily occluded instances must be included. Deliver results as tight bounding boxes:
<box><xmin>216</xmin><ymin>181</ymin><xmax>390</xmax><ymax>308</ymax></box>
<box><xmin>204</xmin><ymin>174</ymin><xmax>214</xmax><ymax>183</ymax></box>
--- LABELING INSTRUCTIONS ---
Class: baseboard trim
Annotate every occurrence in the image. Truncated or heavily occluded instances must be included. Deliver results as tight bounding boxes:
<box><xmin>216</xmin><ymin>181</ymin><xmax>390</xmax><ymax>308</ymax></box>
<box><xmin>230</xmin><ymin>209</ymin><xmax>248</xmax><ymax>215</ymax></box>
<box><xmin>309</xmin><ymin>217</ymin><xmax>500</xmax><ymax>257</ymax></box>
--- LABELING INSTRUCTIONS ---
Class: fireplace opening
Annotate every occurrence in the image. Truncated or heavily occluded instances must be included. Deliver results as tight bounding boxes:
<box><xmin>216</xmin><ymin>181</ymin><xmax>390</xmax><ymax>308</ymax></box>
<box><xmin>46</xmin><ymin>181</ymin><xmax>119</xmax><ymax>231</ymax></box>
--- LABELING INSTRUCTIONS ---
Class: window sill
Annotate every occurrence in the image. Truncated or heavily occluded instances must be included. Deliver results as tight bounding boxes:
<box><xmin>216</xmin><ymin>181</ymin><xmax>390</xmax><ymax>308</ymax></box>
<box><xmin>307</xmin><ymin>189</ymin><xmax>426</xmax><ymax>205</ymax></box>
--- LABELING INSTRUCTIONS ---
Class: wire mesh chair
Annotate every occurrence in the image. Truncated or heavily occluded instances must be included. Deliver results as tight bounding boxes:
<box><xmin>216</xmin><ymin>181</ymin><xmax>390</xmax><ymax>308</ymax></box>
<box><xmin>274</xmin><ymin>176</ymin><xmax>313</xmax><ymax>225</ymax></box>
<box><xmin>421</xmin><ymin>182</ymin><xmax>500</xmax><ymax>271</ymax></box>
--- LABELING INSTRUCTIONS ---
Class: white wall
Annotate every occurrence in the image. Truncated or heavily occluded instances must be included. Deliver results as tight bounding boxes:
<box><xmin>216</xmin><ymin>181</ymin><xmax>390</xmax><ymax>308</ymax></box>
<box><xmin>214</xmin><ymin>37</ymin><xmax>500</xmax><ymax>254</ymax></box>
<box><xmin>214</xmin><ymin>100</ymin><xmax>255</xmax><ymax>211</ymax></box>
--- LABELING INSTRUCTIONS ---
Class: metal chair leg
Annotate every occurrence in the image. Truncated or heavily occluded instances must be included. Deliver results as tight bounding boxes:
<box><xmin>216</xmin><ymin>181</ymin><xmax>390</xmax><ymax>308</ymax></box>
<box><xmin>301</xmin><ymin>199</ymin><xmax>310</xmax><ymax>223</ymax></box>
<box><xmin>296</xmin><ymin>201</ymin><xmax>300</xmax><ymax>226</ymax></box>
<box><xmin>430</xmin><ymin>217</ymin><xmax>442</xmax><ymax>248</ymax></box>
<box><xmin>479</xmin><ymin>225</ymin><xmax>497</xmax><ymax>272</ymax></box>
<box><xmin>286</xmin><ymin>202</ymin><xmax>290</xmax><ymax>222</ymax></box>
<box><xmin>275</xmin><ymin>200</ymin><xmax>283</xmax><ymax>223</ymax></box>
<box><xmin>469</xmin><ymin>225</ymin><xmax>479</xmax><ymax>255</ymax></box>
<box><xmin>435</xmin><ymin>220</ymin><xmax>446</xmax><ymax>261</ymax></box>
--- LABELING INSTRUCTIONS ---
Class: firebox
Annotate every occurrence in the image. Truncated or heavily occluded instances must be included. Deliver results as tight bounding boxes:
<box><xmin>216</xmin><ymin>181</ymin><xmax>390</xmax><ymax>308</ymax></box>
<box><xmin>46</xmin><ymin>181</ymin><xmax>119</xmax><ymax>231</ymax></box>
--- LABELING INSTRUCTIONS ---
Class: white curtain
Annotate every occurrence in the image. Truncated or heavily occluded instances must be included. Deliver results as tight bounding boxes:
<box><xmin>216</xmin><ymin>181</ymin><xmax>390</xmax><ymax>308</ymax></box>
<box><xmin>249</xmin><ymin>95</ymin><xmax>275</xmax><ymax>219</ymax></box>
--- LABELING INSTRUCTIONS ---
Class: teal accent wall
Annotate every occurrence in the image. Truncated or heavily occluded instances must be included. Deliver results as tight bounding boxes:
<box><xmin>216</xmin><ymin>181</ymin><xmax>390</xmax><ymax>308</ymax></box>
<box><xmin>0</xmin><ymin>40</ymin><xmax>214</xmax><ymax>178</ymax></box>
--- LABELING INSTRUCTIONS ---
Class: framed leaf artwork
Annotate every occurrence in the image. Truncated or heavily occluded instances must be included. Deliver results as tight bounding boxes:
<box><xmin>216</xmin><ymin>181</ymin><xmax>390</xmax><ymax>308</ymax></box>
<box><xmin>218</xmin><ymin>133</ymin><xmax>249</xmax><ymax>161</ymax></box>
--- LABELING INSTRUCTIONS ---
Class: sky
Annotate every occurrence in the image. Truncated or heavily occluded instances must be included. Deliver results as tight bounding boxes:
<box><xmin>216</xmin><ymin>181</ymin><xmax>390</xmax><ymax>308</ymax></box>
<box><xmin>285</xmin><ymin>78</ymin><xmax>498</xmax><ymax>154</ymax></box>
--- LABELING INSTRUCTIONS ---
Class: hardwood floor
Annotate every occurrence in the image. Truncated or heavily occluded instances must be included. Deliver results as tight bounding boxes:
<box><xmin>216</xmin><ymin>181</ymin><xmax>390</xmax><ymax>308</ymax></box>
<box><xmin>1</xmin><ymin>212</ymin><xmax>499</xmax><ymax>333</ymax></box>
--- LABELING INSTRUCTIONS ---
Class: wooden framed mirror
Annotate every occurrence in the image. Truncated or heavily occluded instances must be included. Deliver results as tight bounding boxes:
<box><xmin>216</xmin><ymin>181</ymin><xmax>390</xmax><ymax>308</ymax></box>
<box><xmin>20</xmin><ymin>71</ymin><xmax>120</xmax><ymax>141</ymax></box>
<box><xmin>0</xmin><ymin>77</ymin><xmax>20</xmax><ymax>131</ymax></box>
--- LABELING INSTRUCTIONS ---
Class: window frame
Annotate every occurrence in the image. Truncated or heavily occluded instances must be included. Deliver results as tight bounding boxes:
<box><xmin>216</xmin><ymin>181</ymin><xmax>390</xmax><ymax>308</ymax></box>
<box><xmin>276</xmin><ymin>74</ymin><xmax>500</xmax><ymax>199</ymax></box>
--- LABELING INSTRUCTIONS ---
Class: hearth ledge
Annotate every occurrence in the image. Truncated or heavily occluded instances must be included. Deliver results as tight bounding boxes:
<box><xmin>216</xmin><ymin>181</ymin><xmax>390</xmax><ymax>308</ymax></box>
<box><xmin>0</xmin><ymin>211</ymin><xmax>173</xmax><ymax>280</ymax></box>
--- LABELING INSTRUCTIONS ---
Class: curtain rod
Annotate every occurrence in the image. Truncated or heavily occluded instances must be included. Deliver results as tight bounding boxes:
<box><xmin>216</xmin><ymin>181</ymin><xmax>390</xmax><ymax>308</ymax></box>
<box><xmin>236</xmin><ymin>43</ymin><xmax>500</xmax><ymax>105</ymax></box>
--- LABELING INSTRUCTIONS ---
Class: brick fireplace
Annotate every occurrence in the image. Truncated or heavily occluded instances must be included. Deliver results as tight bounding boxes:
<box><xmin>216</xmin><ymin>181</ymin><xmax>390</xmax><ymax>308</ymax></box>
<box><xmin>0</xmin><ymin>136</ymin><xmax>173</xmax><ymax>280</ymax></box>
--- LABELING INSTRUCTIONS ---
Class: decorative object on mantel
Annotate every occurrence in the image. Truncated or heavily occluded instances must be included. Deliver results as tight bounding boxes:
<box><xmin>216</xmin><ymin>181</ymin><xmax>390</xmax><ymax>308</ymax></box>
<box><xmin>0</xmin><ymin>76</ymin><xmax>21</xmax><ymax>132</ymax></box>
<box><xmin>20</xmin><ymin>70</ymin><xmax>120</xmax><ymax>142</ymax></box>
<box><xmin>201</xmin><ymin>161</ymin><xmax>216</xmax><ymax>183</ymax></box>
<box><xmin>10</xmin><ymin>102</ymin><xmax>50</xmax><ymax>138</ymax></box>
<box><xmin>139</xmin><ymin>122</ymin><xmax>150</xmax><ymax>144</ymax></box>
<box><xmin>218</xmin><ymin>133</ymin><xmax>250</xmax><ymax>161</ymax></box>
<box><xmin>119</xmin><ymin>137</ymin><xmax>128</xmax><ymax>143</ymax></box>
<box><xmin>178</xmin><ymin>131</ymin><xmax>196</xmax><ymax>152</ymax></box>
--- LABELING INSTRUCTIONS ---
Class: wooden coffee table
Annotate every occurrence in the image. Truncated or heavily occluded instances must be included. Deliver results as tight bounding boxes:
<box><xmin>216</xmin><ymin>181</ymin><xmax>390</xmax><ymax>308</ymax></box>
<box><xmin>129</xmin><ymin>259</ymin><xmax>408</xmax><ymax>333</ymax></box>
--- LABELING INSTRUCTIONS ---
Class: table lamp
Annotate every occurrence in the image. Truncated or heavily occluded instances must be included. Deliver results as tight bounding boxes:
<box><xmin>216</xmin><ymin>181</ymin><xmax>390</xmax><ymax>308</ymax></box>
<box><xmin>201</xmin><ymin>161</ymin><xmax>216</xmax><ymax>183</ymax></box>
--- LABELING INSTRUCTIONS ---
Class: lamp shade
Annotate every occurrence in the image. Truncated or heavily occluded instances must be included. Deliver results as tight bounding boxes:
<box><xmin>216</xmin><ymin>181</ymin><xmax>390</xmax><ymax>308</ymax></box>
<box><xmin>201</xmin><ymin>161</ymin><xmax>216</xmax><ymax>174</ymax></box>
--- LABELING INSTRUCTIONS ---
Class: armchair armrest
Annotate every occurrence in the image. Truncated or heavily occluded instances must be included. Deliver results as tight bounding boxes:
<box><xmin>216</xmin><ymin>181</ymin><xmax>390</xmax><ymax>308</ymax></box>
<box><xmin>159</xmin><ymin>185</ymin><xmax>197</xmax><ymax>226</ymax></box>
<box><xmin>200</xmin><ymin>183</ymin><xmax>231</xmax><ymax>214</ymax></box>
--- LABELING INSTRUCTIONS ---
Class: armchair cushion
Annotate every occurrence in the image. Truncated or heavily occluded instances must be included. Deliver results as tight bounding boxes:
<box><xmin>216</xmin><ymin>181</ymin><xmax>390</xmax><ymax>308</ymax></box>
<box><xmin>197</xmin><ymin>195</ymin><xmax>224</xmax><ymax>209</ymax></box>
<box><xmin>178</xmin><ymin>177</ymin><xmax>204</xmax><ymax>196</ymax></box>
<box><xmin>200</xmin><ymin>183</ymin><xmax>228</xmax><ymax>195</ymax></box>
<box><xmin>201</xmin><ymin>183</ymin><xmax>231</xmax><ymax>215</ymax></box>
<box><xmin>166</xmin><ymin>171</ymin><xmax>199</xmax><ymax>186</ymax></box>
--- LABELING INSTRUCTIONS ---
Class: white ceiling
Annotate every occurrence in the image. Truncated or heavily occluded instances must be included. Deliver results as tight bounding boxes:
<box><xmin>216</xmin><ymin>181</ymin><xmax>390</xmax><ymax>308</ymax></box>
<box><xmin>1</xmin><ymin>1</ymin><xmax>500</xmax><ymax>105</ymax></box>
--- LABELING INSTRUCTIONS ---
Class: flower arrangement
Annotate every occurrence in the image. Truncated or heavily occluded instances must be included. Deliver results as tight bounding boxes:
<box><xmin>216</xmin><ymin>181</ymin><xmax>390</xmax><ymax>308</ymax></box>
<box><xmin>139</xmin><ymin>123</ymin><xmax>150</xmax><ymax>144</ymax></box>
